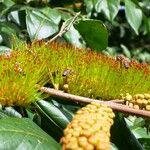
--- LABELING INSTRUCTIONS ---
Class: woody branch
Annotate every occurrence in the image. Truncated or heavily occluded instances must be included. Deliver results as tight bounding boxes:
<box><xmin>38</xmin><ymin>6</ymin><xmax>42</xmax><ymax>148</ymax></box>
<box><xmin>41</xmin><ymin>87</ymin><xmax>150</xmax><ymax>118</ymax></box>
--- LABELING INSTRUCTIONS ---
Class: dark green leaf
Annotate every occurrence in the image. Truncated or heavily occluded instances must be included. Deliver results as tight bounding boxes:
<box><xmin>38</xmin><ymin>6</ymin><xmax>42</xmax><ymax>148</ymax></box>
<box><xmin>0</xmin><ymin>117</ymin><xmax>61</xmax><ymax>150</ymax></box>
<box><xmin>36</xmin><ymin>100</ymin><xmax>70</xmax><ymax>129</ymax></box>
<box><xmin>35</xmin><ymin>102</ymin><xmax>63</xmax><ymax>141</ymax></box>
<box><xmin>0</xmin><ymin>22</ymin><xmax>20</xmax><ymax>35</ymax></box>
<box><xmin>139</xmin><ymin>138</ymin><xmax>150</xmax><ymax>150</ymax></box>
<box><xmin>125</xmin><ymin>0</ymin><xmax>143</xmax><ymax>35</ymax></box>
<box><xmin>75</xmin><ymin>19</ymin><xmax>108</xmax><ymax>51</ymax></box>
<box><xmin>0</xmin><ymin>22</ymin><xmax>21</xmax><ymax>47</ymax></box>
<box><xmin>144</xmin><ymin>17</ymin><xmax>150</xmax><ymax>34</ymax></box>
<box><xmin>0</xmin><ymin>4</ymin><xmax>30</xmax><ymax>18</ymax></box>
<box><xmin>26</xmin><ymin>9</ymin><xmax>58</xmax><ymax>40</ymax></box>
<box><xmin>26</xmin><ymin>109</ymin><xmax>41</xmax><ymax>126</ymax></box>
<box><xmin>51</xmin><ymin>99</ymin><xmax>74</xmax><ymax>121</ymax></box>
<box><xmin>111</xmin><ymin>113</ymin><xmax>144</xmax><ymax>150</ymax></box>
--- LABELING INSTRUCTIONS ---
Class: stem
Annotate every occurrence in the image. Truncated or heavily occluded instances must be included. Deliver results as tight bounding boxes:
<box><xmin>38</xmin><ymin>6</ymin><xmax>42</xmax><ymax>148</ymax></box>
<box><xmin>55</xmin><ymin>7</ymin><xmax>76</xmax><ymax>16</ymax></box>
<box><xmin>41</xmin><ymin>87</ymin><xmax>150</xmax><ymax>118</ymax></box>
<box><xmin>46</xmin><ymin>12</ymin><xmax>81</xmax><ymax>45</ymax></box>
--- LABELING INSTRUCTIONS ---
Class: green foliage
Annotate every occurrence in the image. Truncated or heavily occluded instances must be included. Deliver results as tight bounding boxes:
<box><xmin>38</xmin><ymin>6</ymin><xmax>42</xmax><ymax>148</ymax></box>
<box><xmin>125</xmin><ymin>0</ymin><xmax>143</xmax><ymax>35</ymax></box>
<box><xmin>75</xmin><ymin>19</ymin><xmax>108</xmax><ymax>51</ymax></box>
<box><xmin>0</xmin><ymin>117</ymin><xmax>61</xmax><ymax>150</ymax></box>
<box><xmin>26</xmin><ymin>8</ymin><xmax>60</xmax><ymax>40</ymax></box>
<box><xmin>125</xmin><ymin>116</ymin><xmax>150</xmax><ymax>150</ymax></box>
<box><xmin>111</xmin><ymin>113</ymin><xmax>144</xmax><ymax>150</ymax></box>
<box><xmin>94</xmin><ymin>0</ymin><xmax>120</xmax><ymax>21</ymax></box>
<box><xmin>36</xmin><ymin>100</ymin><xmax>70</xmax><ymax>129</ymax></box>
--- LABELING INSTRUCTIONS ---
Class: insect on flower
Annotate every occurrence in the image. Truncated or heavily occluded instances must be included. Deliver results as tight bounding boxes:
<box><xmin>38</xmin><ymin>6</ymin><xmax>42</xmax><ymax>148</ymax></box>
<box><xmin>14</xmin><ymin>62</ymin><xmax>25</xmax><ymax>75</ymax></box>
<box><xmin>62</xmin><ymin>69</ymin><xmax>73</xmax><ymax>77</ymax></box>
<box><xmin>116</xmin><ymin>54</ymin><xmax>130</xmax><ymax>69</ymax></box>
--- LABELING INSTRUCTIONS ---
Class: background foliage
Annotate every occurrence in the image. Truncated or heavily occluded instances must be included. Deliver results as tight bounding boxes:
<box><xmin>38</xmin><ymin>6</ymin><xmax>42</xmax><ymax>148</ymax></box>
<box><xmin>0</xmin><ymin>0</ymin><xmax>150</xmax><ymax>150</ymax></box>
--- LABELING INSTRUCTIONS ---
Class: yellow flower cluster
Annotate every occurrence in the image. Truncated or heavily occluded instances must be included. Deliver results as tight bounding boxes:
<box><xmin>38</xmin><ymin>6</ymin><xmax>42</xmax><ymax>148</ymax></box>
<box><xmin>122</xmin><ymin>93</ymin><xmax>150</xmax><ymax>110</ymax></box>
<box><xmin>61</xmin><ymin>102</ymin><xmax>115</xmax><ymax>150</ymax></box>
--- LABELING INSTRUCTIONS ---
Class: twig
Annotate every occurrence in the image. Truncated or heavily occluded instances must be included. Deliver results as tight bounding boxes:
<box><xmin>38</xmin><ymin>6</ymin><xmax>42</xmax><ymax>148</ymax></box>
<box><xmin>46</xmin><ymin>12</ymin><xmax>81</xmax><ymax>45</ymax></box>
<box><xmin>55</xmin><ymin>7</ymin><xmax>76</xmax><ymax>16</ymax></box>
<box><xmin>41</xmin><ymin>87</ymin><xmax>150</xmax><ymax>118</ymax></box>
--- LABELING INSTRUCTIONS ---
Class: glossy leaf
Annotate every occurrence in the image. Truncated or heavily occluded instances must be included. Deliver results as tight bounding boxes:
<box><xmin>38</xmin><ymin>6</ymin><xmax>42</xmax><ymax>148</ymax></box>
<box><xmin>3</xmin><ymin>107</ymin><xmax>22</xmax><ymax>118</ymax></box>
<box><xmin>111</xmin><ymin>143</ymin><xmax>119</xmax><ymax>150</ymax></box>
<box><xmin>0</xmin><ymin>117</ymin><xmax>61</xmax><ymax>150</ymax></box>
<box><xmin>132</xmin><ymin>127</ymin><xmax>149</xmax><ymax>139</ymax></box>
<box><xmin>95</xmin><ymin>0</ymin><xmax>120</xmax><ymax>21</ymax></box>
<box><xmin>0</xmin><ymin>22</ymin><xmax>21</xmax><ymax>47</ymax></box>
<box><xmin>75</xmin><ymin>19</ymin><xmax>108</xmax><ymax>51</ymax></box>
<box><xmin>64</xmin><ymin>25</ymin><xmax>85</xmax><ymax>48</ymax></box>
<box><xmin>40</xmin><ymin>7</ymin><xmax>61</xmax><ymax>25</ymax></box>
<box><xmin>111</xmin><ymin>113</ymin><xmax>144</xmax><ymax>150</ymax></box>
<box><xmin>125</xmin><ymin>0</ymin><xmax>143</xmax><ymax>35</ymax></box>
<box><xmin>83</xmin><ymin>0</ymin><xmax>95</xmax><ymax>15</ymax></box>
<box><xmin>26</xmin><ymin>9</ymin><xmax>58</xmax><ymax>40</ymax></box>
<box><xmin>0</xmin><ymin>46</ymin><xmax>11</xmax><ymax>54</ymax></box>
<box><xmin>36</xmin><ymin>100</ymin><xmax>70</xmax><ymax>129</ymax></box>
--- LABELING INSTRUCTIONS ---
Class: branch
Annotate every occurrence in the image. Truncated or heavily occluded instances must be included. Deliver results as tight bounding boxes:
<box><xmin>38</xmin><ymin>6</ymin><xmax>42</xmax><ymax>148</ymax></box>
<box><xmin>41</xmin><ymin>87</ymin><xmax>150</xmax><ymax>118</ymax></box>
<box><xmin>46</xmin><ymin>12</ymin><xmax>81</xmax><ymax>45</ymax></box>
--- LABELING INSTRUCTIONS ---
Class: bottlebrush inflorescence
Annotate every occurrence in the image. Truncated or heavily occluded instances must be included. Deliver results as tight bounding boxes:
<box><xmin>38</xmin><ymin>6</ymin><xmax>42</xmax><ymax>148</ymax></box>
<box><xmin>60</xmin><ymin>102</ymin><xmax>115</xmax><ymax>150</ymax></box>
<box><xmin>1</xmin><ymin>41</ymin><xmax>150</xmax><ymax>107</ymax></box>
<box><xmin>0</xmin><ymin>49</ymin><xmax>48</xmax><ymax>106</ymax></box>
<box><xmin>28</xmin><ymin>41</ymin><xmax>150</xmax><ymax>100</ymax></box>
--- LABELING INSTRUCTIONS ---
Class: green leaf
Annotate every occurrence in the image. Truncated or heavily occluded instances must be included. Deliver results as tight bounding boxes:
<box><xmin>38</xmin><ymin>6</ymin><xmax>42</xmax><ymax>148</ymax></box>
<box><xmin>132</xmin><ymin>127</ymin><xmax>149</xmax><ymax>139</ymax></box>
<box><xmin>26</xmin><ymin>109</ymin><xmax>41</xmax><ymax>126</ymax></box>
<box><xmin>95</xmin><ymin>0</ymin><xmax>120</xmax><ymax>21</ymax></box>
<box><xmin>64</xmin><ymin>25</ymin><xmax>85</xmax><ymax>48</ymax></box>
<box><xmin>40</xmin><ymin>7</ymin><xmax>61</xmax><ymax>25</ymax></box>
<box><xmin>26</xmin><ymin>9</ymin><xmax>58</xmax><ymax>40</ymax></box>
<box><xmin>111</xmin><ymin>113</ymin><xmax>144</xmax><ymax>150</ymax></box>
<box><xmin>111</xmin><ymin>143</ymin><xmax>119</xmax><ymax>150</ymax></box>
<box><xmin>51</xmin><ymin>99</ymin><xmax>74</xmax><ymax>122</ymax></box>
<box><xmin>121</xmin><ymin>44</ymin><xmax>131</xmax><ymax>58</ymax></box>
<box><xmin>0</xmin><ymin>111</ymin><xmax>9</xmax><ymax>119</ymax></box>
<box><xmin>0</xmin><ymin>46</ymin><xmax>11</xmax><ymax>54</ymax></box>
<box><xmin>83</xmin><ymin>0</ymin><xmax>95</xmax><ymax>15</ymax></box>
<box><xmin>75</xmin><ymin>19</ymin><xmax>108</xmax><ymax>51</ymax></box>
<box><xmin>0</xmin><ymin>117</ymin><xmax>61</xmax><ymax>150</ymax></box>
<box><xmin>144</xmin><ymin>17</ymin><xmax>150</xmax><ymax>34</ymax></box>
<box><xmin>3</xmin><ymin>107</ymin><xmax>22</xmax><ymax>118</ymax></box>
<box><xmin>1</xmin><ymin>0</ymin><xmax>15</xmax><ymax>7</ymax></box>
<box><xmin>0</xmin><ymin>22</ymin><xmax>21</xmax><ymax>47</ymax></box>
<box><xmin>139</xmin><ymin>138</ymin><xmax>150</xmax><ymax>150</ymax></box>
<box><xmin>36</xmin><ymin>100</ymin><xmax>70</xmax><ymax>129</ymax></box>
<box><xmin>125</xmin><ymin>0</ymin><xmax>143</xmax><ymax>35</ymax></box>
